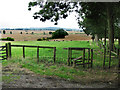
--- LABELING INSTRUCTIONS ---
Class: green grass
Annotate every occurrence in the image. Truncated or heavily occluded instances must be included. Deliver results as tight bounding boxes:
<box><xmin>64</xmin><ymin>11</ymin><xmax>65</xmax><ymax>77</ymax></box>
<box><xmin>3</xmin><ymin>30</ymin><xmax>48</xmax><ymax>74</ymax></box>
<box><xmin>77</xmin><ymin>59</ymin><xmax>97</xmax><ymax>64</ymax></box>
<box><xmin>1</xmin><ymin>41</ymin><xmax>119</xmax><ymax>84</ymax></box>
<box><xmin>2</xmin><ymin>57</ymin><xmax>118</xmax><ymax>84</ymax></box>
<box><xmin>2</xmin><ymin>74</ymin><xmax>20</xmax><ymax>84</ymax></box>
<box><xmin>5</xmin><ymin>41</ymin><xmax>91</xmax><ymax>64</ymax></box>
<box><xmin>1</xmin><ymin>40</ymin><xmax>119</xmax><ymax>67</ymax></box>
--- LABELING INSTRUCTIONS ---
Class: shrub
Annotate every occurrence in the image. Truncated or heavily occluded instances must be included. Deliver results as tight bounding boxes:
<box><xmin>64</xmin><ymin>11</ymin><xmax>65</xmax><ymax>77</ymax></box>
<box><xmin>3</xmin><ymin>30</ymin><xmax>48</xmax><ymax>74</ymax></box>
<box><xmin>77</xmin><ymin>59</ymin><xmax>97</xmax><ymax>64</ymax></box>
<box><xmin>52</xmin><ymin>29</ymin><xmax>68</xmax><ymax>39</ymax></box>
<box><xmin>49</xmin><ymin>32</ymin><xmax>52</xmax><ymax>34</ymax></box>
<box><xmin>10</xmin><ymin>31</ymin><xmax>12</xmax><ymax>34</ymax></box>
<box><xmin>7</xmin><ymin>37</ymin><xmax>14</xmax><ymax>41</ymax></box>
<box><xmin>37</xmin><ymin>38</ymin><xmax>43</xmax><ymax>41</ymax></box>
<box><xmin>0</xmin><ymin>37</ymin><xmax>14</xmax><ymax>41</ymax></box>
<box><xmin>3</xmin><ymin>30</ymin><xmax>6</xmax><ymax>34</ymax></box>
<box><xmin>42</xmin><ymin>37</ymin><xmax>46</xmax><ymax>40</ymax></box>
<box><xmin>20</xmin><ymin>32</ymin><xmax>22</xmax><ymax>34</ymax></box>
<box><xmin>43</xmin><ymin>32</ymin><xmax>45</xmax><ymax>35</ymax></box>
<box><xmin>47</xmin><ymin>37</ymin><xmax>52</xmax><ymax>40</ymax></box>
<box><xmin>31</xmin><ymin>32</ymin><xmax>34</xmax><ymax>34</ymax></box>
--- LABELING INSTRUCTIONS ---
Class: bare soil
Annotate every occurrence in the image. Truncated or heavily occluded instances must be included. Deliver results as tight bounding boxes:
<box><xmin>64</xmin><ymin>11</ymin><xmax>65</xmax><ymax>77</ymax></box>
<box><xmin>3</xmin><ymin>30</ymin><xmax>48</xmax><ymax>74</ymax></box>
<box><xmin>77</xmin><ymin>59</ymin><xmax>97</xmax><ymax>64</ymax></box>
<box><xmin>1</xmin><ymin>30</ymin><xmax>91</xmax><ymax>41</ymax></box>
<box><xmin>52</xmin><ymin>34</ymin><xmax>91</xmax><ymax>41</ymax></box>
<box><xmin>2</xmin><ymin>65</ymin><xmax>118</xmax><ymax>88</ymax></box>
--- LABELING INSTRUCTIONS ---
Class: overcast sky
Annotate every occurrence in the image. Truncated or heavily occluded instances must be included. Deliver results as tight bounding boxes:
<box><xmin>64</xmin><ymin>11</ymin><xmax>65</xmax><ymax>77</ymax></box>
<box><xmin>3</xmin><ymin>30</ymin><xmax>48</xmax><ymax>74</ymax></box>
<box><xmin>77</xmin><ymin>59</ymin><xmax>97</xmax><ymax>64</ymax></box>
<box><xmin>0</xmin><ymin>0</ymin><xmax>80</xmax><ymax>29</ymax></box>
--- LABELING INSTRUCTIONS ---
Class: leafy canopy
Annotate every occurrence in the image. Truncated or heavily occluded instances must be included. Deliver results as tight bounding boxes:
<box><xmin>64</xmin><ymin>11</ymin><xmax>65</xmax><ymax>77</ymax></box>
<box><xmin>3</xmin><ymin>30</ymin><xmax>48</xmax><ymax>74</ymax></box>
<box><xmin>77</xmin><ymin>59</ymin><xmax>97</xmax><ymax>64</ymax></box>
<box><xmin>52</xmin><ymin>29</ymin><xmax>68</xmax><ymax>39</ymax></box>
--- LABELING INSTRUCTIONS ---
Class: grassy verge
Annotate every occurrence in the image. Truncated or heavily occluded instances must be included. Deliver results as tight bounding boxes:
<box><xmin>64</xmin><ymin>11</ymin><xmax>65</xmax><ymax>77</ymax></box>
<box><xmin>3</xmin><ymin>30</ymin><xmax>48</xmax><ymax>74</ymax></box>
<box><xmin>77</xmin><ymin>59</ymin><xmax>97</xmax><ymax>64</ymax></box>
<box><xmin>2</xmin><ymin>57</ymin><xmax>118</xmax><ymax>84</ymax></box>
<box><xmin>1</xmin><ymin>41</ymin><xmax>119</xmax><ymax>84</ymax></box>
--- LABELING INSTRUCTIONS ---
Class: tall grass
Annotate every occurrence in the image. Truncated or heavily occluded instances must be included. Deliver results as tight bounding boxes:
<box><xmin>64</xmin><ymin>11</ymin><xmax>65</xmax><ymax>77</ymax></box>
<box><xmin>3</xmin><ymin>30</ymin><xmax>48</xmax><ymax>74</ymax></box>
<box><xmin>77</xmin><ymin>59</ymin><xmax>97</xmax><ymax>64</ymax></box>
<box><xmin>2</xmin><ymin>41</ymin><xmax>118</xmax><ymax>83</ymax></box>
<box><xmin>9</xmin><ymin>41</ymin><xmax>90</xmax><ymax>63</ymax></box>
<box><xmin>1</xmin><ymin>41</ymin><xmax>119</xmax><ymax>68</ymax></box>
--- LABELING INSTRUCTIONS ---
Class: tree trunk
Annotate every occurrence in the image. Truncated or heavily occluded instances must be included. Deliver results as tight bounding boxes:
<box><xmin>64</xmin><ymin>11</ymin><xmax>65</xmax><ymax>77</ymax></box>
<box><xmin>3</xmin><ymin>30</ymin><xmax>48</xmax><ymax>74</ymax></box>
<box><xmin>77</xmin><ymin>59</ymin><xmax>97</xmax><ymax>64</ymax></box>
<box><xmin>118</xmin><ymin>28</ymin><xmax>120</xmax><ymax>46</ymax></box>
<box><xmin>106</xmin><ymin>3</ymin><xmax>114</xmax><ymax>51</ymax></box>
<box><xmin>95</xmin><ymin>34</ymin><xmax>99</xmax><ymax>42</ymax></box>
<box><xmin>118</xmin><ymin>38</ymin><xmax>120</xmax><ymax>46</ymax></box>
<box><xmin>104</xmin><ymin>27</ymin><xmax>107</xmax><ymax>46</ymax></box>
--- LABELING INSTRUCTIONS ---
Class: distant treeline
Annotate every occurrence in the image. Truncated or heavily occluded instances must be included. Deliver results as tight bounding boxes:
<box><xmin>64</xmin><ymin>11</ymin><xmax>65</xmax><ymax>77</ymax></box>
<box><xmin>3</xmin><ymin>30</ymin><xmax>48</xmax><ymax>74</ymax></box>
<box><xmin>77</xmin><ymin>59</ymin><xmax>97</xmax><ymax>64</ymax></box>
<box><xmin>1</xmin><ymin>27</ymin><xmax>83</xmax><ymax>32</ymax></box>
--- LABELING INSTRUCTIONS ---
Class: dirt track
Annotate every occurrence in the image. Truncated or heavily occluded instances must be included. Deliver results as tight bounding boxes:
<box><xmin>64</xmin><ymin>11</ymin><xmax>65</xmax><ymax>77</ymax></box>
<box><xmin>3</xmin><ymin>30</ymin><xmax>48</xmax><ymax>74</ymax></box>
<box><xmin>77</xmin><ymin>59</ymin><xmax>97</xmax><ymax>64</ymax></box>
<box><xmin>2</xmin><ymin>65</ymin><xmax>117</xmax><ymax>88</ymax></box>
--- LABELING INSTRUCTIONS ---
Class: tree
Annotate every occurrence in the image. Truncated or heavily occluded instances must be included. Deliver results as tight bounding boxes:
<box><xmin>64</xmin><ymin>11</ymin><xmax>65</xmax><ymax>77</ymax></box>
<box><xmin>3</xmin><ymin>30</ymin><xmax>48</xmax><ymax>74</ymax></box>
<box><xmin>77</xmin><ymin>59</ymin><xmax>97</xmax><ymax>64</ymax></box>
<box><xmin>52</xmin><ymin>29</ymin><xmax>68</xmax><ymax>39</ymax></box>
<box><xmin>49</xmin><ymin>32</ymin><xmax>52</xmax><ymax>34</ymax></box>
<box><xmin>43</xmin><ymin>32</ymin><xmax>45</xmax><ymax>35</ymax></box>
<box><xmin>78</xmin><ymin>2</ymin><xmax>108</xmax><ymax>46</ymax></box>
<box><xmin>20</xmin><ymin>32</ymin><xmax>22</xmax><ymax>34</ymax></box>
<box><xmin>10</xmin><ymin>31</ymin><xmax>12</xmax><ymax>34</ymax></box>
<box><xmin>3</xmin><ymin>30</ymin><xmax>6</xmax><ymax>34</ymax></box>
<box><xmin>31</xmin><ymin>32</ymin><xmax>34</xmax><ymax>34</ymax></box>
<box><xmin>28</xmin><ymin>1</ymin><xmax>120</xmax><ymax>50</ymax></box>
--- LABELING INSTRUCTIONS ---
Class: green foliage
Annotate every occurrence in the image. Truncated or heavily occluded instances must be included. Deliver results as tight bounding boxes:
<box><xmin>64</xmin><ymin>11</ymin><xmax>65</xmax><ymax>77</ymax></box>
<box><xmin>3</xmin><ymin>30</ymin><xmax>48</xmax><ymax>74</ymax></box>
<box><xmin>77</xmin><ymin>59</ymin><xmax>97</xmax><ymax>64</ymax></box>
<box><xmin>52</xmin><ymin>29</ymin><xmax>68</xmax><ymax>39</ymax></box>
<box><xmin>3</xmin><ymin>30</ymin><xmax>6</xmax><ymax>34</ymax></box>
<box><xmin>37</xmin><ymin>37</ymin><xmax>51</xmax><ymax>41</ymax></box>
<box><xmin>28</xmin><ymin>2</ymin><xmax>73</xmax><ymax>25</ymax></box>
<box><xmin>43</xmin><ymin>32</ymin><xmax>45</xmax><ymax>35</ymax></box>
<box><xmin>2</xmin><ymin>75</ymin><xmax>20</xmax><ymax>84</ymax></box>
<box><xmin>37</xmin><ymin>38</ymin><xmax>42</xmax><ymax>41</ymax></box>
<box><xmin>10</xmin><ymin>31</ymin><xmax>12</xmax><ymax>34</ymax></box>
<box><xmin>0</xmin><ymin>37</ymin><xmax>14</xmax><ymax>41</ymax></box>
<box><xmin>31</xmin><ymin>32</ymin><xmax>34</xmax><ymax>34</ymax></box>
<box><xmin>49</xmin><ymin>32</ymin><xmax>52</xmax><ymax>34</ymax></box>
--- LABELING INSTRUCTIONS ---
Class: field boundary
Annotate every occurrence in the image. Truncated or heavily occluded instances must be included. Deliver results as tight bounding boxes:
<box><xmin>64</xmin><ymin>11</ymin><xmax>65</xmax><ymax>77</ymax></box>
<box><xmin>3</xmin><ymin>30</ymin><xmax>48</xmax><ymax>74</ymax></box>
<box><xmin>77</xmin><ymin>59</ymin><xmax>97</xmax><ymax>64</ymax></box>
<box><xmin>1</xmin><ymin>43</ymin><xmax>56</xmax><ymax>63</ymax></box>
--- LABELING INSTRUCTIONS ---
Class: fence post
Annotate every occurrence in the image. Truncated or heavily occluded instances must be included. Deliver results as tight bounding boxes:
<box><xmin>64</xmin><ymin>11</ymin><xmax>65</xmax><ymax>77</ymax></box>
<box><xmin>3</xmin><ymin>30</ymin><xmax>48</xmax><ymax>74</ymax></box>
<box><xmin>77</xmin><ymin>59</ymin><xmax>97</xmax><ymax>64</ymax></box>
<box><xmin>118</xmin><ymin>49</ymin><xmax>120</xmax><ymax>69</ymax></box>
<box><xmin>83</xmin><ymin>48</ymin><xmax>85</xmax><ymax>68</ymax></box>
<box><xmin>91</xmin><ymin>49</ymin><xmax>93</xmax><ymax>68</ymax></box>
<box><xmin>37</xmin><ymin>46</ymin><xmax>39</xmax><ymax>63</ymax></box>
<box><xmin>7</xmin><ymin>43</ymin><xmax>11</xmax><ymax>58</ymax></box>
<box><xmin>23</xmin><ymin>46</ymin><xmax>25</xmax><ymax>58</ymax></box>
<box><xmin>68</xmin><ymin>48</ymin><xmax>71</xmax><ymax>66</ymax></box>
<box><xmin>103</xmin><ymin>46</ymin><xmax>106</xmax><ymax>69</ymax></box>
<box><xmin>109</xmin><ymin>49</ymin><xmax>111</xmax><ymax>69</ymax></box>
<box><xmin>53</xmin><ymin>47</ymin><xmax>56</xmax><ymax>63</ymax></box>
<box><xmin>88</xmin><ymin>48</ymin><xmax>90</xmax><ymax>68</ymax></box>
<box><xmin>5</xmin><ymin>43</ymin><xmax>8</xmax><ymax>60</ymax></box>
<box><xmin>69</xmin><ymin>48</ymin><xmax>72</xmax><ymax>66</ymax></box>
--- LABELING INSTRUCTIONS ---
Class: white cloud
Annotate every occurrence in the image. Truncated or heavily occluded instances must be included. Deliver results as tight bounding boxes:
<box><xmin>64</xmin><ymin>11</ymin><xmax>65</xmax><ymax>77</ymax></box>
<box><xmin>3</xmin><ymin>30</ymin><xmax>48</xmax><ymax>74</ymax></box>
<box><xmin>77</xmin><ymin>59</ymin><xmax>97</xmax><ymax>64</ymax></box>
<box><xmin>0</xmin><ymin>0</ymin><xmax>80</xmax><ymax>29</ymax></box>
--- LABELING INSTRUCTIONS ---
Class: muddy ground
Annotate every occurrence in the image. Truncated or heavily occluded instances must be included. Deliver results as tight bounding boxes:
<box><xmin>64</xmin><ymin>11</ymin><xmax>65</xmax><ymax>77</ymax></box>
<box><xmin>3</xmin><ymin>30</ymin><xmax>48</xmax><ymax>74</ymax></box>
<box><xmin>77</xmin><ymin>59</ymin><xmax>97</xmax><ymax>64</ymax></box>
<box><xmin>2</xmin><ymin>65</ymin><xmax>118</xmax><ymax>88</ymax></box>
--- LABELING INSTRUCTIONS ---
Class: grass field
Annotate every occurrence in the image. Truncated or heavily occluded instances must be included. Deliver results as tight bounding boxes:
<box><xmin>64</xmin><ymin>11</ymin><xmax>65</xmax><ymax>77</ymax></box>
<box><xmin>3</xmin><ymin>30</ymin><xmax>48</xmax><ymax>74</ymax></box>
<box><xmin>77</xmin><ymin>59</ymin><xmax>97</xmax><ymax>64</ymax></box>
<box><xmin>1</xmin><ymin>41</ymin><xmax>119</xmax><ymax>85</ymax></box>
<box><xmin>1</xmin><ymin>41</ymin><xmax>119</xmax><ymax>67</ymax></box>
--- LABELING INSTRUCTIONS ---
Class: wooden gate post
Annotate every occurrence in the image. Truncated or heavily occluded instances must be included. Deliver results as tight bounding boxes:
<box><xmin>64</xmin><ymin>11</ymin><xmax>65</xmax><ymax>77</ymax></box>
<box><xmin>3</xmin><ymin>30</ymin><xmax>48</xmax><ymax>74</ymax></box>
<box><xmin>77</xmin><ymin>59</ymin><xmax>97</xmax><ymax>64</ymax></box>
<box><xmin>23</xmin><ymin>46</ymin><xmax>25</xmax><ymax>58</ymax></box>
<box><xmin>7</xmin><ymin>43</ymin><xmax>11</xmax><ymax>58</ymax></box>
<box><xmin>88</xmin><ymin>48</ymin><xmax>90</xmax><ymax>68</ymax></box>
<box><xmin>5</xmin><ymin>43</ymin><xmax>8</xmax><ymax>60</ymax></box>
<box><xmin>37</xmin><ymin>46</ymin><xmax>39</xmax><ymax>63</ymax></box>
<box><xmin>83</xmin><ymin>48</ymin><xmax>85</xmax><ymax>68</ymax></box>
<box><xmin>91</xmin><ymin>49</ymin><xmax>93</xmax><ymax>68</ymax></box>
<box><xmin>53</xmin><ymin>47</ymin><xmax>56</xmax><ymax>63</ymax></box>
<box><xmin>68</xmin><ymin>48</ymin><xmax>71</xmax><ymax>66</ymax></box>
